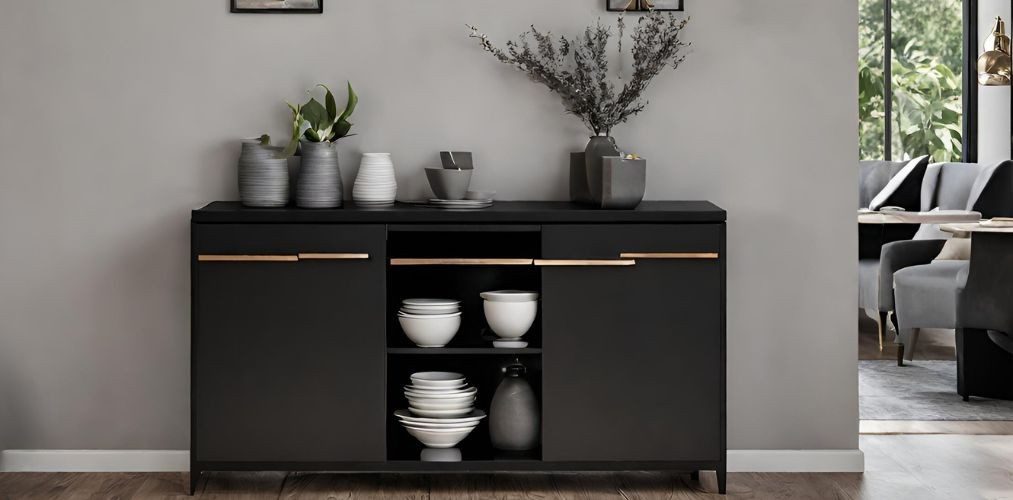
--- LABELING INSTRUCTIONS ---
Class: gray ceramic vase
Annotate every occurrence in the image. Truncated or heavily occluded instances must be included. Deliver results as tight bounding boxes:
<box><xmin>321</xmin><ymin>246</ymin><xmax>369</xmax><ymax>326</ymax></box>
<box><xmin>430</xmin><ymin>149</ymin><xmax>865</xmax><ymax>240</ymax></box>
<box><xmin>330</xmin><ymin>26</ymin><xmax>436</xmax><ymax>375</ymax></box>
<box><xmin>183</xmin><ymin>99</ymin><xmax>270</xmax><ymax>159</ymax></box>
<box><xmin>584</xmin><ymin>135</ymin><xmax>620</xmax><ymax>201</ymax></box>
<box><xmin>489</xmin><ymin>362</ymin><xmax>540</xmax><ymax>452</ymax></box>
<box><xmin>593</xmin><ymin>157</ymin><xmax>647</xmax><ymax>209</ymax></box>
<box><xmin>238</xmin><ymin>140</ymin><xmax>289</xmax><ymax>208</ymax></box>
<box><xmin>570</xmin><ymin>152</ymin><xmax>593</xmax><ymax>204</ymax></box>
<box><xmin>425</xmin><ymin>168</ymin><xmax>473</xmax><ymax>200</ymax></box>
<box><xmin>297</xmin><ymin>141</ymin><xmax>343</xmax><ymax>209</ymax></box>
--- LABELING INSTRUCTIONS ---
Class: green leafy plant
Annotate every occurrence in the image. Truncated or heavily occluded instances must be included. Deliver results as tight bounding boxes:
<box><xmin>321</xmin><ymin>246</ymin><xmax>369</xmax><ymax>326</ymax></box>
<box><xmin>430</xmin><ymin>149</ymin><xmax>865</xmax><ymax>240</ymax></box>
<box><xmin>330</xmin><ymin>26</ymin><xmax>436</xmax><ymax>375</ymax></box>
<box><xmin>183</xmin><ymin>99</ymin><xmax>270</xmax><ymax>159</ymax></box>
<box><xmin>283</xmin><ymin>82</ymin><xmax>358</xmax><ymax>157</ymax></box>
<box><xmin>858</xmin><ymin>0</ymin><xmax>963</xmax><ymax>162</ymax></box>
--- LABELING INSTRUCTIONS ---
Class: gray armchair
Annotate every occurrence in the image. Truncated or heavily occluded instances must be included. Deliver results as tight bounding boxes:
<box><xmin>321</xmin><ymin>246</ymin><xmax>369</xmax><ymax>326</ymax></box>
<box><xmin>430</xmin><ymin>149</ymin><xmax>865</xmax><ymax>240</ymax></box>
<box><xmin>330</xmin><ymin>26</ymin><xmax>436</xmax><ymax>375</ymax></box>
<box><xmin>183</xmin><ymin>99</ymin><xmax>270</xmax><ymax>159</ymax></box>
<box><xmin>889</xmin><ymin>160</ymin><xmax>1013</xmax><ymax>365</ymax></box>
<box><xmin>857</xmin><ymin>156</ymin><xmax>930</xmax><ymax>347</ymax></box>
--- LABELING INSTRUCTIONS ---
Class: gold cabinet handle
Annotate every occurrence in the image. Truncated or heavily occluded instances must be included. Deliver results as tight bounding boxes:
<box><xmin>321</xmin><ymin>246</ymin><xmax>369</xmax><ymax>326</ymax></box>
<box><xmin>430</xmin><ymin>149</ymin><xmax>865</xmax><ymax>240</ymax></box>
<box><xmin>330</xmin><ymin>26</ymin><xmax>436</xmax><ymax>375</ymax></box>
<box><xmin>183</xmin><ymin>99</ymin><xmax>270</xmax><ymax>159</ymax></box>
<box><xmin>390</xmin><ymin>258</ymin><xmax>534</xmax><ymax>266</ymax></box>
<box><xmin>619</xmin><ymin>252</ymin><xmax>719</xmax><ymax>259</ymax></box>
<box><xmin>534</xmin><ymin>259</ymin><xmax>637</xmax><ymax>267</ymax></box>
<box><xmin>298</xmin><ymin>253</ymin><xmax>371</xmax><ymax>260</ymax></box>
<box><xmin>198</xmin><ymin>255</ymin><xmax>298</xmax><ymax>262</ymax></box>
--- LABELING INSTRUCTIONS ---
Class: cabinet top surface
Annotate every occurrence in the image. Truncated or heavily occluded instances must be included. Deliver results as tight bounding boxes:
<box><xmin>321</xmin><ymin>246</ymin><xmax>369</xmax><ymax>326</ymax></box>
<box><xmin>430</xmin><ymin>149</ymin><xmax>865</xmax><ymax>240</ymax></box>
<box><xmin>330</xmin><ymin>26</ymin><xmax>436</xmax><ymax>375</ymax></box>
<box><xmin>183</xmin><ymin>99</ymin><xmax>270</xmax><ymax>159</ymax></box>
<box><xmin>192</xmin><ymin>201</ymin><xmax>726</xmax><ymax>224</ymax></box>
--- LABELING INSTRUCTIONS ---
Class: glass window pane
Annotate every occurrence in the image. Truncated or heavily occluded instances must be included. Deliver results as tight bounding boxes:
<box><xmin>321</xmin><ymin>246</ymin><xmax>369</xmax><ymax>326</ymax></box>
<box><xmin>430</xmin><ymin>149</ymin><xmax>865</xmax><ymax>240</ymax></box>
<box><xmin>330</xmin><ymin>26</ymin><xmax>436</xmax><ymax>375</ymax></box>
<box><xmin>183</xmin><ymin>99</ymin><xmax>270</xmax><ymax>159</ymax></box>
<box><xmin>890</xmin><ymin>0</ymin><xmax>963</xmax><ymax>161</ymax></box>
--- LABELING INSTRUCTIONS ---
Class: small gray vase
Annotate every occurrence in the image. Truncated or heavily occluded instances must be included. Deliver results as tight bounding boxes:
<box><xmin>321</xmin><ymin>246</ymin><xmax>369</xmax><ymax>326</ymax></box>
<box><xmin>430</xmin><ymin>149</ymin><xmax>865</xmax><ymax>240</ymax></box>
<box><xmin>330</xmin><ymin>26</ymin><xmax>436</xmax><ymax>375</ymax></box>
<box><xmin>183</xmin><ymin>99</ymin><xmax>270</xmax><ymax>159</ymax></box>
<box><xmin>594</xmin><ymin>156</ymin><xmax>647</xmax><ymax>209</ymax></box>
<box><xmin>297</xmin><ymin>141</ymin><xmax>343</xmax><ymax>209</ymax></box>
<box><xmin>489</xmin><ymin>362</ymin><xmax>540</xmax><ymax>452</ymax></box>
<box><xmin>584</xmin><ymin>135</ymin><xmax>620</xmax><ymax>202</ymax></box>
<box><xmin>238</xmin><ymin>140</ymin><xmax>289</xmax><ymax>208</ymax></box>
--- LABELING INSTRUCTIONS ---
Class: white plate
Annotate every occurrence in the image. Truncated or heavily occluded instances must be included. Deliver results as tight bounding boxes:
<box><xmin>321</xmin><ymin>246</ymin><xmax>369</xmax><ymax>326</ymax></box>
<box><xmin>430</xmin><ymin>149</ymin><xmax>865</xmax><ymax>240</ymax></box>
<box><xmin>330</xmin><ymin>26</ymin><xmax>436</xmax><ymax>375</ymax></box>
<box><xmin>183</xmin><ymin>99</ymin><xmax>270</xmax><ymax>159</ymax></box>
<box><xmin>403</xmin><ymin>382</ymin><xmax>469</xmax><ymax>393</ymax></box>
<box><xmin>400</xmin><ymin>307</ymin><xmax>460</xmax><ymax>315</ymax></box>
<box><xmin>407</xmin><ymin>396</ymin><xmax>476</xmax><ymax>406</ymax></box>
<box><xmin>403</xmin><ymin>299</ymin><xmax>461</xmax><ymax>307</ymax></box>
<box><xmin>408</xmin><ymin>407</ymin><xmax>475</xmax><ymax>418</ymax></box>
<box><xmin>480</xmin><ymin>290</ymin><xmax>540</xmax><ymax>302</ymax></box>
<box><xmin>398</xmin><ymin>311</ymin><xmax>462</xmax><ymax>319</ymax></box>
<box><xmin>394</xmin><ymin>409</ymin><xmax>486</xmax><ymax>423</ymax></box>
<box><xmin>493</xmin><ymin>340</ymin><xmax>529</xmax><ymax>348</ymax></box>
<box><xmin>402</xmin><ymin>425</ymin><xmax>475</xmax><ymax>449</ymax></box>
<box><xmin>411</xmin><ymin>371</ymin><xmax>466</xmax><ymax>386</ymax></box>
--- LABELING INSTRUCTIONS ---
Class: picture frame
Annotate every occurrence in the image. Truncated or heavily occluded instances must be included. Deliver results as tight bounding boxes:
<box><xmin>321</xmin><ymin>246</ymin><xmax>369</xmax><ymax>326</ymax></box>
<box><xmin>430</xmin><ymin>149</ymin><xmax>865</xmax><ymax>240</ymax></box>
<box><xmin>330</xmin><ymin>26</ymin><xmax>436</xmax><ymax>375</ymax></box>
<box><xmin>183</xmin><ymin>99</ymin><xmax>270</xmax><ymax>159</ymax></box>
<box><xmin>606</xmin><ymin>0</ymin><xmax>684</xmax><ymax>12</ymax></box>
<box><xmin>231</xmin><ymin>0</ymin><xmax>323</xmax><ymax>14</ymax></box>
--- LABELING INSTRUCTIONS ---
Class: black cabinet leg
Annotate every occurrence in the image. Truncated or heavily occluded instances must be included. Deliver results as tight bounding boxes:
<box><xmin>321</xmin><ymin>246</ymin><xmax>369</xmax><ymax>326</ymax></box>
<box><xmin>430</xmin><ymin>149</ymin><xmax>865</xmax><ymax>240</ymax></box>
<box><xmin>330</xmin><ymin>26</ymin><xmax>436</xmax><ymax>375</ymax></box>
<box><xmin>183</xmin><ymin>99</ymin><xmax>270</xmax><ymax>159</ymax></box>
<box><xmin>718</xmin><ymin>467</ymin><xmax>727</xmax><ymax>494</ymax></box>
<box><xmin>690</xmin><ymin>470</ymin><xmax>700</xmax><ymax>481</ymax></box>
<box><xmin>957</xmin><ymin>328</ymin><xmax>1013</xmax><ymax>400</ymax></box>
<box><xmin>189</xmin><ymin>470</ymin><xmax>200</xmax><ymax>496</ymax></box>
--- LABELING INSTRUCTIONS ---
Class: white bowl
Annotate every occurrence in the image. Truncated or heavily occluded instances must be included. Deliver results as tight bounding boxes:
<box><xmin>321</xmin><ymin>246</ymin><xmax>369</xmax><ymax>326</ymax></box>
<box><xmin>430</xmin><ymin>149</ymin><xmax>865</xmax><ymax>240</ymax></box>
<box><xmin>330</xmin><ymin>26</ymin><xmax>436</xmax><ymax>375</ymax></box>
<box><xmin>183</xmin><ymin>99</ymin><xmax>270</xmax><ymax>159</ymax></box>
<box><xmin>395</xmin><ymin>409</ymin><xmax>486</xmax><ymax>423</ymax></box>
<box><xmin>411</xmin><ymin>372</ymin><xmax>467</xmax><ymax>387</ymax></box>
<box><xmin>480</xmin><ymin>290</ymin><xmax>540</xmax><ymax>302</ymax></box>
<box><xmin>483</xmin><ymin>299</ymin><xmax>538</xmax><ymax>339</ymax></box>
<box><xmin>409</xmin><ymin>400</ymin><xmax>475</xmax><ymax>411</ymax></box>
<box><xmin>399</xmin><ymin>420</ymin><xmax>479</xmax><ymax>431</ymax></box>
<box><xmin>400</xmin><ymin>306</ymin><xmax>460</xmax><ymax>315</ymax></box>
<box><xmin>404</xmin><ymin>386</ymin><xmax>476</xmax><ymax>399</ymax></box>
<box><xmin>399</xmin><ymin>315</ymin><xmax>461</xmax><ymax>347</ymax></box>
<box><xmin>398</xmin><ymin>311</ymin><xmax>461</xmax><ymax>319</ymax></box>
<box><xmin>403</xmin><ymin>425</ymin><xmax>476</xmax><ymax>448</ymax></box>
<box><xmin>408</xmin><ymin>406</ymin><xmax>475</xmax><ymax>418</ymax></box>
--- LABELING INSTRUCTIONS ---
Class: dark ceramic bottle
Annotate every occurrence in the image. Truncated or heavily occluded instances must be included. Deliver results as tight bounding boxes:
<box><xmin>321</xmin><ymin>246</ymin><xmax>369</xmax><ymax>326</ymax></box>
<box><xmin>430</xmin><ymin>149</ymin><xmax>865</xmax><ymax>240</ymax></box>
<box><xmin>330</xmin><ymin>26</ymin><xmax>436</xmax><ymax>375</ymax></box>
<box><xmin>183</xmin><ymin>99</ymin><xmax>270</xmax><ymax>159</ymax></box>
<box><xmin>489</xmin><ymin>361</ymin><xmax>540</xmax><ymax>451</ymax></box>
<box><xmin>584</xmin><ymin>134</ymin><xmax>620</xmax><ymax>203</ymax></box>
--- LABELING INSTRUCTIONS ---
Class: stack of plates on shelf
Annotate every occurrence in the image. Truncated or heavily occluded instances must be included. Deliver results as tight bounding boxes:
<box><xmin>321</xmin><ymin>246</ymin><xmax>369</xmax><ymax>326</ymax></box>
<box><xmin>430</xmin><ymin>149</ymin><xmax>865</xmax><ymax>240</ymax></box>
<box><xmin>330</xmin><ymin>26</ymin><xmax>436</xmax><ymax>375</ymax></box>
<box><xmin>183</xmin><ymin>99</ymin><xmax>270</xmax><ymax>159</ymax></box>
<box><xmin>396</xmin><ymin>372</ymin><xmax>486</xmax><ymax>452</ymax></box>
<box><xmin>352</xmin><ymin>153</ymin><xmax>397</xmax><ymax>207</ymax></box>
<box><xmin>428</xmin><ymin>198</ymin><xmax>494</xmax><ymax>210</ymax></box>
<box><xmin>398</xmin><ymin>299</ymin><xmax>462</xmax><ymax>347</ymax></box>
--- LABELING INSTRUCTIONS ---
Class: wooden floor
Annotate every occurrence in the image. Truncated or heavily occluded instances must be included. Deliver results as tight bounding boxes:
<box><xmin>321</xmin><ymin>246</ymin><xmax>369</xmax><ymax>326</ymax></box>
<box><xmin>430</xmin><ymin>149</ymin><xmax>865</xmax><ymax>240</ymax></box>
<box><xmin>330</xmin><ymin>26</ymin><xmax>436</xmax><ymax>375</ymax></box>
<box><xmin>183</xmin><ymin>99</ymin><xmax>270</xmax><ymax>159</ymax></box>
<box><xmin>2</xmin><ymin>435</ymin><xmax>1012</xmax><ymax>499</ymax></box>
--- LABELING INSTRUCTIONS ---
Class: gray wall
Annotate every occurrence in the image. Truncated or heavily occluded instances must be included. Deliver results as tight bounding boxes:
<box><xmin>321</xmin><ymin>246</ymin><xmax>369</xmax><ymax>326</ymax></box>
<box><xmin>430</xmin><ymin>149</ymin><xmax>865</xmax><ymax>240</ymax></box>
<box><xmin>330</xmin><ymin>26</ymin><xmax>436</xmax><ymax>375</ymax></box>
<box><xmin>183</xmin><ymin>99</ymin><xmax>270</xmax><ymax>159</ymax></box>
<box><xmin>0</xmin><ymin>0</ymin><xmax>858</xmax><ymax>452</ymax></box>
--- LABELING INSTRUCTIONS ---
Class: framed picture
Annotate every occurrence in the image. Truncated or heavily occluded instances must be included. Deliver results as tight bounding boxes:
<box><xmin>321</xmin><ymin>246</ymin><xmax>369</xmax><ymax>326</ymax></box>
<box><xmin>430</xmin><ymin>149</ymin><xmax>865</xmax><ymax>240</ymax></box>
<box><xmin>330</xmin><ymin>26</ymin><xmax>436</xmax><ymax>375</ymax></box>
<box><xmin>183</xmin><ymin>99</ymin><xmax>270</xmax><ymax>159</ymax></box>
<box><xmin>607</xmin><ymin>0</ymin><xmax>684</xmax><ymax>12</ymax></box>
<box><xmin>231</xmin><ymin>0</ymin><xmax>323</xmax><ymax>14</ymax></box>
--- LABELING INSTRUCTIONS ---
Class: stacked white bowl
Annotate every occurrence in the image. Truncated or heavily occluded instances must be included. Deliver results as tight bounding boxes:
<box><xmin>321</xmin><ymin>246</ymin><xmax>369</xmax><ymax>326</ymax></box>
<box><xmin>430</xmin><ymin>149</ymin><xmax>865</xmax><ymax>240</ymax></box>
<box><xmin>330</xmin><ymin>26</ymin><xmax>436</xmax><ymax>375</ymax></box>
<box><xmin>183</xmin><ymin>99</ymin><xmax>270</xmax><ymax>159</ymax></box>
<box><xmin>396</xmin><ymin>372</ymin><xmax>486</xmax><ymax>450</ymax></box>
<box><xmin>352</xmin><ymin>153</ymin><xmax>397</xmax><ymax>207</ymax></box>
<box><xmin>481</xmin><ymin>290</ymin><xmax>539</xmax><ymax>348</ymax></box>
<box><xmin>398</xmin><ymin>299</ymin><xmax>461</xmax><ymax>347</ymax></box>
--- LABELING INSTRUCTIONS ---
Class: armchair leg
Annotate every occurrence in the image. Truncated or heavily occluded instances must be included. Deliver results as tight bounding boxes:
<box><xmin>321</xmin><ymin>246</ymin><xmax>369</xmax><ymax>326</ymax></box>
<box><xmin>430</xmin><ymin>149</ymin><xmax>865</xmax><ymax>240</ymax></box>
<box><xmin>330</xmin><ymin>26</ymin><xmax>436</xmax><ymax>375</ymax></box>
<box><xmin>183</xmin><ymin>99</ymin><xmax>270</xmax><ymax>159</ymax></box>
<box><xmin>877</xmin><ymin>311</ymin><xmax>888</xmax><ymax>351</ymax></box>
<box><xmin>905</xmin><ymin>329</ymin><xmax>921</xmax><ymax>362</ymax></box>
<box><xmin>897</xmin><ymin>344</ymin><xmax>905</xmax><ymax>366</ymax></box>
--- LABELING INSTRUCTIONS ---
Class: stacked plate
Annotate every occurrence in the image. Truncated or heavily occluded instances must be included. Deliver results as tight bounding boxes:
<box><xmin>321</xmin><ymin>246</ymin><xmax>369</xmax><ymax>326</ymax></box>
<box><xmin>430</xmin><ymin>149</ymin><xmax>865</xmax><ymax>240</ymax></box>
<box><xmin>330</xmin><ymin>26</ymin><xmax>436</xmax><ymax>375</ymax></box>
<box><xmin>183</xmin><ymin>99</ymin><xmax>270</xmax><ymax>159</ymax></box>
<box><xmin>396</xmin><ymin>372</ymin><xmax>486</xmax><ymax>450</ymax></box>
<box><xmin>353</xmin><ymin>153</ymin><xmax>397</xmax><ymax>207</ymax></box>
<box><xmin>428</xmin><ymin>198</ymin><xmax>493</xmax><ymax>210</ymax></box>
<box><xmin>398</xmin><ymin>299</ymin><xmax>462</xmax><ymax>347</ymax></box>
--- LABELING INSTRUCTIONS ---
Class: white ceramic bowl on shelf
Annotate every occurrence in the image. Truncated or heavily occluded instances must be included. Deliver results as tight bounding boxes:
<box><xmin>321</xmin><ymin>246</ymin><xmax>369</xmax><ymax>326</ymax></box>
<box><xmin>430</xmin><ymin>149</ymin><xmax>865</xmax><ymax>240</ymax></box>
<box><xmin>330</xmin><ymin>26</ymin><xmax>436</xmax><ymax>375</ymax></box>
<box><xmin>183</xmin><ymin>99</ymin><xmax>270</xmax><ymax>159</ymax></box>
<box><xmin>403</xmin><ymin>386</ymin><xmax>476</xmax><ymax>399</ymax></box>
<box><xmin>406</xmin><ymin>395</ymin><xmax>475</xmax><ymax>406</ymax></box>
<box><xmin>480</xmin><ymin>290</ymin><xmax>540</xmax><ymax>302</ymax></box>
<box><xmin>483</xmin><ymin>299</ymin><xmax>538</xmax><ymax>339</ymax></box>
<box><xmin>398</xmin><ymin>313</ymin><xmax>461</xmax><ymax>347</ymax></box>
<box><xmin>411</xmin><ymin>372</ymin><xmax>467</xmax><ymax>387</ymax></box>
<box><xmin>402</xmin><ymin>425</ymin><xmax>476</xmax><ymax>448</ymax></box>
<box><xmin>409</xmin><ymin>400</ymin><xmax>475</xmax><ymax>411</ymax></box>
<box><xmin>408</xmin><ymin>406</ymin><xmax>474</xmax><ymax>418</ymax></box>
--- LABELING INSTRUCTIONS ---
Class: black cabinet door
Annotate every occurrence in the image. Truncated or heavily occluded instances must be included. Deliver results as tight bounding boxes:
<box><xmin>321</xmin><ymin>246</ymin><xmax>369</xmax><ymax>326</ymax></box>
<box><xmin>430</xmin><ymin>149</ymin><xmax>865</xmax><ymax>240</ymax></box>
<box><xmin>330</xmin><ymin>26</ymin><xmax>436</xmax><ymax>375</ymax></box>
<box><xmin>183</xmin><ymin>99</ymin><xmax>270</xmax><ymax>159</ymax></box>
<box><xmin>193</xmin><ymin>224</ymin><xmax>386</xmax><ymax>462</ymax></box>
<box><xmin>540</xmin><ymin>224</ymin><xmax>724</xmax><ymax>462</ymax></box>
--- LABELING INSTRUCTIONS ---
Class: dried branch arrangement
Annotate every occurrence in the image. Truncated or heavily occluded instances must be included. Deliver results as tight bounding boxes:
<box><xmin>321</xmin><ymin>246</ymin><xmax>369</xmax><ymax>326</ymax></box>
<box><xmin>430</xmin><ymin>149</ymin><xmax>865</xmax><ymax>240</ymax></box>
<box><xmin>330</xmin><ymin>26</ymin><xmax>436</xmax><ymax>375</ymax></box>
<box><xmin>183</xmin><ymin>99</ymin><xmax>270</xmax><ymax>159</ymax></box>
<box><xmin>468</xmin><ymin>12</ymin><xmax>689</xmax><ymax>136</ymax></box>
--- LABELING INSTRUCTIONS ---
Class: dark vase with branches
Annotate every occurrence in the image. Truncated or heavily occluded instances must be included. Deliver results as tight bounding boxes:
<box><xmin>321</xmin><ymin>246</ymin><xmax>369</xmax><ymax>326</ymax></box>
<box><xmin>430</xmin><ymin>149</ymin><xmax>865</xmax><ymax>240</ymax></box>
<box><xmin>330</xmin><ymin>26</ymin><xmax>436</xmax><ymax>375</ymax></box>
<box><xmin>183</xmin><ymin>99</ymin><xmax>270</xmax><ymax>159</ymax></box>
<box><xmin>468</xmin><ymin>12</ymin><xmax>688</xmax><ymax>206</ymax></box>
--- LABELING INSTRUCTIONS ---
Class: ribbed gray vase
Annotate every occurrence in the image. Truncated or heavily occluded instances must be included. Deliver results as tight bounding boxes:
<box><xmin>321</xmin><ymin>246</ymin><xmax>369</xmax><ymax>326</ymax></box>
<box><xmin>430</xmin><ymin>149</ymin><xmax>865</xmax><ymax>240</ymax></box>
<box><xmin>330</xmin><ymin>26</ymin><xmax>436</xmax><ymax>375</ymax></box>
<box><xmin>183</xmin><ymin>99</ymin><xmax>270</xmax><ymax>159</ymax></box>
<box><xmin>489</xmin><ymin>362</ymin><xmax>540</xmax><ymax>451</ymax></box>
<box><xmin>297</xmin><ymin>141</ymin><xmax>343</xmax><ymax>209</ymax></box>
<box><xmin>238</xmin><ymin>140</ymin><xmax>289</xmax><ymax>208</ymax></box>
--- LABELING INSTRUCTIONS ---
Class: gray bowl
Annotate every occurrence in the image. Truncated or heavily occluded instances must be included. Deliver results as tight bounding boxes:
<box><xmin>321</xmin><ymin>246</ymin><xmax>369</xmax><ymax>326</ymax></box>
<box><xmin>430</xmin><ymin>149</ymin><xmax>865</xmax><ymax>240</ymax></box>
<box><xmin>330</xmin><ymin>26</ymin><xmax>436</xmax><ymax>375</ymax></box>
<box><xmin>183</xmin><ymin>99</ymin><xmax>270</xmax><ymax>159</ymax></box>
<box><xmin>440</xmin><ymin>151</ymin><xmax>474</xmax><ymax>170</ymax></box>
<box><xmin>425</xmin><ymin>168</ymin><xmax>473</xmax><ymax>200</ymax></box>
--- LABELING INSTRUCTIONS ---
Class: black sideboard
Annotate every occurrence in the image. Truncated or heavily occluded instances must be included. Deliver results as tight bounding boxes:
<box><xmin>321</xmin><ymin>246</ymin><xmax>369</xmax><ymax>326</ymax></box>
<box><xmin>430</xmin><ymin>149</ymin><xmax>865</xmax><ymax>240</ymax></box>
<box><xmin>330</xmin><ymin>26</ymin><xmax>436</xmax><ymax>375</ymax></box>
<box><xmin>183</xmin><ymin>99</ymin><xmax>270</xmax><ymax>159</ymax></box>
<box><xmin>190</xmin><ymin>201</ymin><xmax>727</xmax><ymax>494</ymax></box>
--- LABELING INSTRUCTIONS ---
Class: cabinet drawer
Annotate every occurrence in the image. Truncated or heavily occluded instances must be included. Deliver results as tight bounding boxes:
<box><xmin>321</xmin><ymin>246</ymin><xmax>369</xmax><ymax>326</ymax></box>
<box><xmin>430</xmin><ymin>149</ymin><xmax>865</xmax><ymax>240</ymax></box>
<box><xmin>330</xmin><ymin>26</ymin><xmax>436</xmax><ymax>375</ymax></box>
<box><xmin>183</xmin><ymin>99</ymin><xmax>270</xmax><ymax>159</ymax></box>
<box><xmin>541</xmin><ymin>224</ymin><xmax>722</xmax><ymax>260</ymax></box>
<box><xmin>194</xmin><ymin>224</ymin><xmax>384</xmax><ymax>256</ymax></box>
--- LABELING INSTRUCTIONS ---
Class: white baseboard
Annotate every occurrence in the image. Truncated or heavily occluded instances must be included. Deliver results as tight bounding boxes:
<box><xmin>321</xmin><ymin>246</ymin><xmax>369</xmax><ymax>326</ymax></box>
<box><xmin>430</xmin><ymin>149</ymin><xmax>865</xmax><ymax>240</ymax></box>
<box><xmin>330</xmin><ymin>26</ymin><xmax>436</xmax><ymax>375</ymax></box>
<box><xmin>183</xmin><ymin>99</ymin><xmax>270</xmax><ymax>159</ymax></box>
<box><xmin>2</xmin><ymin>449</ymin><xmax>863</xmax><ymax>474</ymax></box>
<box><xmin>728</xmin><ymin>449</ymin><xmax>865</xmax><ymax>472</ymax></box>
<box><xmin>1</xmin><ymin>450</ymin><xmax>189</xmax><ymax>472</ymax></box>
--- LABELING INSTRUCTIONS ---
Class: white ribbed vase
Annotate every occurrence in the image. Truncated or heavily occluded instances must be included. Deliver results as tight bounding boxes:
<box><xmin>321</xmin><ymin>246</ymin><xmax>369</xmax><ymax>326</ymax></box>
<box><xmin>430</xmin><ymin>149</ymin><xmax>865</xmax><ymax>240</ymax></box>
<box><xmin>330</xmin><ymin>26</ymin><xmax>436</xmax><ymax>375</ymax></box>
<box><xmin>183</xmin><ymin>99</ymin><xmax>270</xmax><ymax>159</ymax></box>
<box><xmin>353</xmin><ymin>153</ymin><xmax>397</xmax><ymax>207</ymax></box>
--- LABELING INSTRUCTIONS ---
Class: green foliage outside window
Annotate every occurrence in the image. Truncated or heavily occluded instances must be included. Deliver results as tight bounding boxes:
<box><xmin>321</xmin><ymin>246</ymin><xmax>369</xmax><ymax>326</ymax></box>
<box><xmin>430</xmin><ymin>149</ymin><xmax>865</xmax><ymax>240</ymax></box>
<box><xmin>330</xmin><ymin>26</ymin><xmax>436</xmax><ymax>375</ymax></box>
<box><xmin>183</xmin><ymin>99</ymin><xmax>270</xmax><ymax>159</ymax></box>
<box><xmin>859</xmin><ymin>0</ymin><xmax>963</xmax><ymax>162</ymax></box>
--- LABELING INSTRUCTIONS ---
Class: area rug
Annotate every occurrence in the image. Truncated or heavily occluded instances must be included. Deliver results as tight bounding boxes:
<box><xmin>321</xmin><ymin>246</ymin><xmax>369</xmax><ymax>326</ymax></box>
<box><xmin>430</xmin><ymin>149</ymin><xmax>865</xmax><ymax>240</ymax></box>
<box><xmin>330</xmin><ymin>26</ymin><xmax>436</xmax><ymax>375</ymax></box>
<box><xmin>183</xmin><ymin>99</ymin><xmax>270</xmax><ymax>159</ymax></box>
<box><xmin>860</xmin><ymin>360</ymin><xmax>1013</xmax><ymax>420</ymax></box>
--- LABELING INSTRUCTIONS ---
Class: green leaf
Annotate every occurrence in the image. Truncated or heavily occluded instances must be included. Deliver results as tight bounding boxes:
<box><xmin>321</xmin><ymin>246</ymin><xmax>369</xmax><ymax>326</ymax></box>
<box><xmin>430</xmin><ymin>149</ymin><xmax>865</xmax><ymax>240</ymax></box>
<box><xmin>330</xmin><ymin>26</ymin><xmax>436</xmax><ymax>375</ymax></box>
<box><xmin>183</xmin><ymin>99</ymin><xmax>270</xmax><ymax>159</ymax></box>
<box><xmin>334</xmin><ymin>118</ymin><xmax>352</xmax><ymax>139</ymax></box>
<box><xmin>301</xmin><ymin>98</ymin><xmax>330</xmax><ymax>132</ymax></box>
<box><xmin>304</xmin><ymin>128</ymin><xmax>322</xmax><ymax>142</ymax></box>
<box><xmin>336</xmin><ymin>82</ymin><xmax>358</xmax><ymax>125</ymax></box>
<box><xmin>318</xmin><ymin>84</ymin><xmax>338</xmax><ymax>123</ymax></box>
<box><xmin>259</xmin><ymin>134</ymin><xmax>271</xmax><ymax>146</ymax></box>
